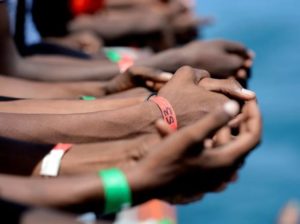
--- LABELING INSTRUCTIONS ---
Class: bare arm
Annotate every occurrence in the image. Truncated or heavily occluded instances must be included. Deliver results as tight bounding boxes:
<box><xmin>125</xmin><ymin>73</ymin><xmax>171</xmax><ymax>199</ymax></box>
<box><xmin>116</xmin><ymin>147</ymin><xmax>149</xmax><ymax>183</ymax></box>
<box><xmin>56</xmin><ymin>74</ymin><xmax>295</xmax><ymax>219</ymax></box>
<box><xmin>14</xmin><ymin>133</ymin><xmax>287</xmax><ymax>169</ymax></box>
<box><xmin>0</xmin><ymin>75</ymin><xmax>108</xmax><ymax>99</ymax></box>
<box><xmin>0</xmin><ymin>134</ymin><xmax>158</xmax><ymax>177</ymax></box>
<box><xmin>0</xmin><ymin>100</ymin><xmax>262</xmax><ymax>212</ymax></box>
<box><xmin>17</xmin><ymin>56</ymin><xmax>119</xmax><ymax>82</ymax></box>
<box><xmin>68</xmin><ymin>9</ymin><xmax>167</xmax><ymax>41</ymax></box>
<box><xmin>136</xmin><ymin>47</ymin><xmax>183</xmax><ymax>72</ymax></box>
<box><xmin>0</xmin><ymin>199</ymin><xmax>100</xmax><ymax>224</ymax></box>
<box><xmin>22</xmin><ymin>207</ymin><xmax>109</xmax><ymax>224</ymax></box>
<box><xmin>0</xmin><ymin>102</ymin><xmax>161</xmax><ymax>144</ymax></box>
<box><xmin>0</xmin><ymin>68</ymin><xmax>256</xmax><ymax>144</ymax></box>
<box><xmin>0</xmin><ymin>4</ymin><xmax>119</xmax><ymax>82</ymax></box>
<box><xmin>0</xmin><ymin>97</ymin><xmax>144</xmax><ymax>114</ymax></box>
<box><xmin>0</xmin><ymin>65</ymin><xmax>157</xmax><ymax>99</ymax></box>
<box><xmin>0</xmin><ymin>168</ymin><xmax>148</xmax><ymax>214</ymax></box>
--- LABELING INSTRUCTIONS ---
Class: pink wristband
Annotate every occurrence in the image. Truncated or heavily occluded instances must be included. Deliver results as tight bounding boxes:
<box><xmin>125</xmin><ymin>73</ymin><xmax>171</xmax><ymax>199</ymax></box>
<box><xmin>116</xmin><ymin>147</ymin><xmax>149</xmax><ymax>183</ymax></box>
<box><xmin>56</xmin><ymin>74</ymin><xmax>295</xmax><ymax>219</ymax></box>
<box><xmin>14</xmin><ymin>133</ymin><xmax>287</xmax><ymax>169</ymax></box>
<box><xmin>118</xmin><ymin>55</ymin><xmax>134</xmax><ymax>73</ymax></box>
<box><xmin>149</xmin><ymin>95</ymin><xmax>178</xmax><ymax>131</ymax></box>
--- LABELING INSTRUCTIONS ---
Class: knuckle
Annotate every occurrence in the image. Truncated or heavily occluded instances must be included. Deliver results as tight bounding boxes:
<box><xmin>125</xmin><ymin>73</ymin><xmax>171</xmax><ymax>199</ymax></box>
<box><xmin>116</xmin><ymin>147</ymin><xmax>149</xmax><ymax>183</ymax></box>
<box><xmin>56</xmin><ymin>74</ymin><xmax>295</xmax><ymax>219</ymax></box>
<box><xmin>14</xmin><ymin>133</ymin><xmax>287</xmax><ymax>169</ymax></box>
<box><xmin>198</xmin><ymin>69</ymin><xmax>211</xmax><ymax>78</ymax></box>
<box><xmin>225</xmin><ymin>78</ymin><xmax>242</xmax><ymax>91</ymax></box>
<box><xmin>194</xmin><ymin>69</ymin><xmax>211</xmax><ymax>84</ymax></box>
<box><xmin>182</xmin><ymin>130</ymin><xmax>200</xmax><ymax>144</ymax></box>
<box><xmin>218</xmin><ymin>95</ymin><xmax>231</xmax><ymax>105</ymax></box>
<box><xmin>177</xmin><ymin>65</ymin><xmax>195</xmax><ymax>74</ymax></box>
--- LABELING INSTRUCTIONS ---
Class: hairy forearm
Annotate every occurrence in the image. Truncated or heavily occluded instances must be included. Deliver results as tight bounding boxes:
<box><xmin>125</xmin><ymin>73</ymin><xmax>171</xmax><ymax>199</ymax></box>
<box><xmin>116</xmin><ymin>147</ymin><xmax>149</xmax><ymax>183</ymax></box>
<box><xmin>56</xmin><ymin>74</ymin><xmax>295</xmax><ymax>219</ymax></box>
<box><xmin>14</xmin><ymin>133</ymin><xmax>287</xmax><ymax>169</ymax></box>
<box><xmin>0</xmin><ymin>102</ymin><xmax>161</xmax><ymax>144</ymax></box>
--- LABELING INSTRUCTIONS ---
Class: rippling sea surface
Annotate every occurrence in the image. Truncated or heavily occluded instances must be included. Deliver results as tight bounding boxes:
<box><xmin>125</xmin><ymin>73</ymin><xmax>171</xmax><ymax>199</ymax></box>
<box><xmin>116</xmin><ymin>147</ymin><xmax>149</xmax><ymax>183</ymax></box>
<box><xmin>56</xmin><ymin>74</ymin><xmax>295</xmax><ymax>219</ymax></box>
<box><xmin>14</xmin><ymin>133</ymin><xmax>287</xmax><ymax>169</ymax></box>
<box><xmin>178</xmin><ymin>0</ymin><xmax>300</xmax><ymax>223</ymax></box>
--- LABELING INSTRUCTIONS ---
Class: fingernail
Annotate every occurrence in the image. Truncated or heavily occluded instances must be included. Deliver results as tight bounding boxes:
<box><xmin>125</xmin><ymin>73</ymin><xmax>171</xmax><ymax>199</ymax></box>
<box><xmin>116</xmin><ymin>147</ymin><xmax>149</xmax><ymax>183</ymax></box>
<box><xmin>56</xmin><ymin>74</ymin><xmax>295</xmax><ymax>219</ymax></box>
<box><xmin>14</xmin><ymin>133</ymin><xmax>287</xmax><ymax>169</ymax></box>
<box><xmin>160</xmin><ymin>72</ymin><xmax>173</xmax><ymax>80</ymax></box>
<box><xmin>224</xmin><ymin>101</ymin><xmax>239</xmax><ymax>117</ymax></box>
<box><xmin>241</xmin><ymin>88</ymin><xmax>256</xmax><ymax>98</ymax></box>
<box><xmin>237</xmin><ymin>69</ymin><xmax>247</xmax><ymax>79</ymax></box>
<box><xmin>244</xmin><ymin>59</ymin><xmax>253</xmax><ymax>68</ymax></box>
<box><xmin>156</xmin><ymin>119</ymin><xmax>167</xmax><ymax>127</ymax></box>
<box><xmin>146</xmin><ymin>80</ymin><xmax>154</xmax><ymax>87</ymax></box>
<box><xmin>248</xmin><ymin>50</ymin><xmax>256</xmax><ymax>58</ymax></box>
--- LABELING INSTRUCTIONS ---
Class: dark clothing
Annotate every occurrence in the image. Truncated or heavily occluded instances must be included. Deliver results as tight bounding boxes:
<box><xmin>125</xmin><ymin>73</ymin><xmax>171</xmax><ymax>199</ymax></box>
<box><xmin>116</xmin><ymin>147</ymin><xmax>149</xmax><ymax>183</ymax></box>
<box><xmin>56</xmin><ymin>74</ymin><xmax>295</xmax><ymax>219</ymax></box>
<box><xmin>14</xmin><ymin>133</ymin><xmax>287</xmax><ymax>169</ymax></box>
<box><xmin>0</xmin><ymin>96</ymin><xmax>22</xmax><ymax>101</ymax></box>
<box><xmin>32</xmin><ymin>0</ymin><xmax>72</xmax><ymax>38</ymax></box>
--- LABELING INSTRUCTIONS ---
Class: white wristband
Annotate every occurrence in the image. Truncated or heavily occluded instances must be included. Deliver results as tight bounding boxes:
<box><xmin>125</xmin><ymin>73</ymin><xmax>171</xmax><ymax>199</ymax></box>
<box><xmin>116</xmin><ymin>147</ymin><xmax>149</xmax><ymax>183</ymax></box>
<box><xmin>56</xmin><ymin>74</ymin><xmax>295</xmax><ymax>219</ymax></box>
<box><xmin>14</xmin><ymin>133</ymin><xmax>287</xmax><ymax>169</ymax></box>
<box><xmin>40</xmin><ymin>144</ymin><xmax>72</xmax><ymax>177</ymax></box>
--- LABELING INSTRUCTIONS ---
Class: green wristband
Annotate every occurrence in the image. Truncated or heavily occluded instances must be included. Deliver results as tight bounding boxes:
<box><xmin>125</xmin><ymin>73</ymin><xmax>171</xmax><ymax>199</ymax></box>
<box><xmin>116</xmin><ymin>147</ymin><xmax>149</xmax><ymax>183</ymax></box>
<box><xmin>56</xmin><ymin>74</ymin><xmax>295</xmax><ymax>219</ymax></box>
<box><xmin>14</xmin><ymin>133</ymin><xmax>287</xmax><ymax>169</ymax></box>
<box><xmin>105</xmin><ymin>50</ymin><xmax>121</xmax><ymax>63</ymax></box>
<box><xmin>80</xmin><ymin>96</ymin><xmax>96</xmax><ymax>101</ymax></box>
<box><xmin>159</xmin><ymin>219</ymin><xmax>175</xmax><ymax>224</ymax></box>
<box><xmin>98</xmin><ymin>168</ymin><xmax>132</xmax><ymax>214</ymax></box>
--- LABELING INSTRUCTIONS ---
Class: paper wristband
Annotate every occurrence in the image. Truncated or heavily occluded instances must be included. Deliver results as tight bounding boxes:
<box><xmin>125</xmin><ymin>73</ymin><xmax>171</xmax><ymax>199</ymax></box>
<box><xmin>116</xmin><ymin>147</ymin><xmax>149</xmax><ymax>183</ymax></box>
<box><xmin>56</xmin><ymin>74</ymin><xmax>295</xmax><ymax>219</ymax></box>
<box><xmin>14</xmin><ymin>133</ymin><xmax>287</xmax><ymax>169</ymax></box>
<box><xmin>40</xmin><ymin>143</ymin><xmax>73</xmax><ymax>177</ymax></box>
<box><xmin>118</xmin><ymin>58</ymin><xmax>134</xmax><ymax>73</ymax></box>
<box><xmin>98</xmin><ymin>168</ymin><xmax>132</xmax><ymax>214</ymax></box>
<box><xmin>149</xmin><ymin>95</ymin><xmax>178</xmax><ymax>131</ymax></box>
<box><xmin>81</xmin><ymin>96</ymin><xmax>96</xmax><ymax>101</ymax></box>
<box><xmin>105</xmin><ymin>49</ymin><xmax>134</xmax><ymax>73</ymax></box>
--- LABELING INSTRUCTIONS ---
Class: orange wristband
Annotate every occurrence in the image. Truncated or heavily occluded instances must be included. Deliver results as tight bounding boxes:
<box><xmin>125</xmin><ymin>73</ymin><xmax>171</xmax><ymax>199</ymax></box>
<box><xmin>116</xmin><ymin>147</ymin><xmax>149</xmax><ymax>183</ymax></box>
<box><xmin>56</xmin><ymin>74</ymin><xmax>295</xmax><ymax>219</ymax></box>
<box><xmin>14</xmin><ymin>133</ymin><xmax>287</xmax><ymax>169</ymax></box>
<box><xmin>149</xmin><ymin>95</ymin><xmax>178</xmax><ymax>131</ymax></box>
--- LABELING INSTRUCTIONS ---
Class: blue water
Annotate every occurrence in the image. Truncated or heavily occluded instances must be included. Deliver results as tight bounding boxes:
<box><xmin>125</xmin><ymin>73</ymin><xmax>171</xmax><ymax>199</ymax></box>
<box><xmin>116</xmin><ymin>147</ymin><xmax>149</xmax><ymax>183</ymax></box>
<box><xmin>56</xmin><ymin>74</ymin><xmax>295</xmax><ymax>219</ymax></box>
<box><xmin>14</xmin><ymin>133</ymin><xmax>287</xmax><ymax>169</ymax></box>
<box><xmin>178</xmin><ymin>1</ymin><xmax>300</xmax><ymax>223</ymax></box>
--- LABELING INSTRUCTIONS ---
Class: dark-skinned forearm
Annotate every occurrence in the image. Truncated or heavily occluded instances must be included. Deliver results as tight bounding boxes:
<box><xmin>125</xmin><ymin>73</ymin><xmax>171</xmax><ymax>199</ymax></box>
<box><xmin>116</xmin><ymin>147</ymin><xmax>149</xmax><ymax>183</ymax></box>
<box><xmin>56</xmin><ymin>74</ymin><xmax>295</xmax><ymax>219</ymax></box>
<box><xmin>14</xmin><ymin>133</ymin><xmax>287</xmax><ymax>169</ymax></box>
<box><xmin>0</xmin><ymin>75</ymin><xmax>108</xmax><ymax>99</ymax></box>
<box><xmin>0</xmin><ymin>102</ymin><xmax>161</xmax><ymax>144</ymax></box>
<box><xmin>0</xmin><ymin>4</ymin><xmax>118</xmax><ymax>82</ymax></box>
<box><xmin>0</xmin><ymin>174</ymin><xmax>106</xmax><ymax>213</ymax></box>
<box><xmin>136</xmin><ymin>47</ymin><xmax>183</xmax><ymax>72</ymax></box>
<box><xmin>0</xmin><ymin>97</ymin><xmax>144</xmax><ymax>114</ymax></box>
<box><xmin>0</xmin><ymin>199</ymin><xmax>111</xmax><ymax>224</ymax></box>
<box><xmin>69</xmin><ymin>14</ymin><xmax>141</xmax><ymax>41</ymax></box>
<box><xmin>15</xmin><ymin>57</ymin><xmax>119</xmax><ymax>82</ymax></box>
<box><xmin>35</xmin><ymin>134</ymin><xmax>159</xmax><ymax>176</ymax></box>
<box><xmin>0</xmin><ymin>133</ymin><xmax>158</xmax><ymax>177</ymax></box>
<box><xmin>0</xmin><ymin>166</ymin><xmax>154</xmax><ymax>214</ymax></box>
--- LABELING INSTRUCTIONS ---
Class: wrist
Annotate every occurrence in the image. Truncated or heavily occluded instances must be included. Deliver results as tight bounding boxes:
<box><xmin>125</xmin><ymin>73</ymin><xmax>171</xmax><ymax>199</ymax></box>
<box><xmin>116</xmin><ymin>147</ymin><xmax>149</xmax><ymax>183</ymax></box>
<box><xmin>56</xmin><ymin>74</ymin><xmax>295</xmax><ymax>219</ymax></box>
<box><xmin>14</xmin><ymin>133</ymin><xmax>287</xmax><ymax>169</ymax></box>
<box><xmin>135</xmin><ymin>48</ymin><xmax>182</xmax><ymax>73</ymax></box>
<box><xmin>124</xmin><ymin>164</ymin><xmax>159</xmax><ymax>206</ymax></box>
<box><xmin>99</xmin><ymin>81</ymin><xmax>111</xmax><ymax>96</ymax></box>
<box><xmin>141</xmin><ymin>101</ymin><xmax>163</xmax><ymax>133</ymax></box>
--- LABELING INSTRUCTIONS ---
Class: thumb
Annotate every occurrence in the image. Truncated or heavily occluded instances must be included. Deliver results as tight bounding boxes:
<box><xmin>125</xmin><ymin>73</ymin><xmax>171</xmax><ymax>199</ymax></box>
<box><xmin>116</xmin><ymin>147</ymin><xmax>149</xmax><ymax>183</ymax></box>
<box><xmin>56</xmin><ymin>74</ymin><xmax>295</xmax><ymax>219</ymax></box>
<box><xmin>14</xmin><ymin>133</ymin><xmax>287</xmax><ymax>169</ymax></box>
<box><xmin>174</xmin><ymin>66</ymin><xmax>210</xmax><ymax>85</ymax></box>
<box><xmin>155</xmin><ymin>119</ymin><xmax>175</xmax><ymax>137</ymax></box>
<box><xmin>172</xmin><ymin>101</ymin><xmax>240</xmax><ymax>150</ymax></box>
<box><xmin>200</xmin><ymin>77</ymin><xmax>256</xmax><ymax>101</ymax></box>
<box><xmin>184</xmin><ymin>101</ymin><xmax>240</xmax><ymax>142</ymax></box>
